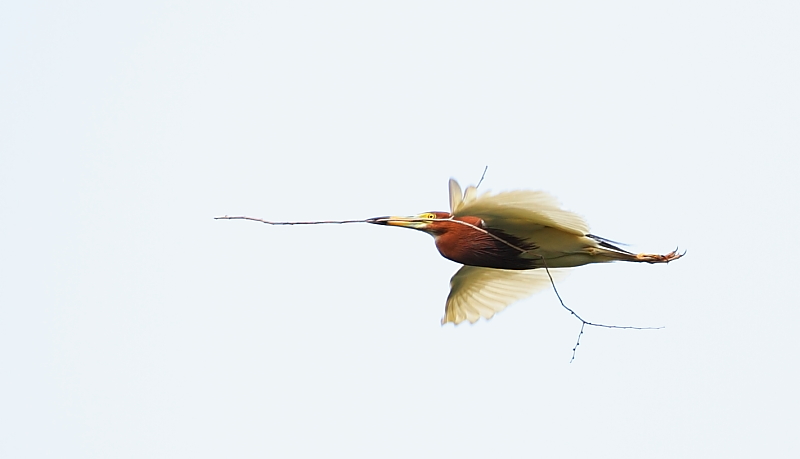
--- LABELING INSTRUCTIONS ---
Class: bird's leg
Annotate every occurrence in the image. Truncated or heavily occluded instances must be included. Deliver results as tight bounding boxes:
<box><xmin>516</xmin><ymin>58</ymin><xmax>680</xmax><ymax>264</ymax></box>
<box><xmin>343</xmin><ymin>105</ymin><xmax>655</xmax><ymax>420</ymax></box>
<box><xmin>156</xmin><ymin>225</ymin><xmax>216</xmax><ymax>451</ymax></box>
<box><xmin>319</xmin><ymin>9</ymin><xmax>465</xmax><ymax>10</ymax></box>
<box><xmin>634</xmin><ymin>248</ymin><xmax>684</xmax><ymax>263</ymax></box>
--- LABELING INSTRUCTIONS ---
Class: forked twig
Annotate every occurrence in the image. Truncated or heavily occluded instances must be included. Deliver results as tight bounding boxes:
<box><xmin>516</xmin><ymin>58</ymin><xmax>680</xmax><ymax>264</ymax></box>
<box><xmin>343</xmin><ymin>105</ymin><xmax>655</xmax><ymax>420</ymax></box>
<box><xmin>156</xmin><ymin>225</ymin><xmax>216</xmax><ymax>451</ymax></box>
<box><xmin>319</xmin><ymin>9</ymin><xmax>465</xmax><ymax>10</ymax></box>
<box><xmin>538</xmin><ymin>258</ymin><xmax>662</xmax><ymax>363</ymax></box>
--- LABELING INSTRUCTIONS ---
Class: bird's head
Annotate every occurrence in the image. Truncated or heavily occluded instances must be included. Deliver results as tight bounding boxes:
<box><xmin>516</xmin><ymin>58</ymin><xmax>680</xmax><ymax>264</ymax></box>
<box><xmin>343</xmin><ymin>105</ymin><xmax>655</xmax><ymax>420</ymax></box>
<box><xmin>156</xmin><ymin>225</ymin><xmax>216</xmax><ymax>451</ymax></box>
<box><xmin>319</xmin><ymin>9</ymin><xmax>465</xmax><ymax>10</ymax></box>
<box><xmin>368</xmin><ymin>212</ymin><xmax>530</xmax><ymax>269</ymax></box>
<box><xmin>367</xmin><ymin>211</ymin><xmax>457</xmax><ymax>236</ymax></box>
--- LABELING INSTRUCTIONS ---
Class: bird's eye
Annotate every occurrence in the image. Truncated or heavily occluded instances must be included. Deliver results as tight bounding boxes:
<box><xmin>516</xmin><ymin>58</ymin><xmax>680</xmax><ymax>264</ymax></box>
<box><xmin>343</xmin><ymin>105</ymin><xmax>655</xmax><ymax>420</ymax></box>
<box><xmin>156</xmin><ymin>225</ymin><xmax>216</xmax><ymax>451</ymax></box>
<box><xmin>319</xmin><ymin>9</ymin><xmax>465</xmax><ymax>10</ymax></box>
<box><xmin>426</xmin><ymin>213</ymin><xmax>437</xmax><ymax>219</ymax></box>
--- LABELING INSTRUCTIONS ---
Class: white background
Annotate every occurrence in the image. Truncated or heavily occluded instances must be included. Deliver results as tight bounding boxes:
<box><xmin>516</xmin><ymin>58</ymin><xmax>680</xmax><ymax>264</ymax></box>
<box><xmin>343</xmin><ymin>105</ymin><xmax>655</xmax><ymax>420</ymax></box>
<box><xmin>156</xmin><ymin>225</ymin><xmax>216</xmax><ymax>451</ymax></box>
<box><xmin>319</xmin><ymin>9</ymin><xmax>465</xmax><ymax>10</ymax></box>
<box><xmin>2</xmin><ymin>1</ymin><xmax>799</xmax><ymax>457</ymax></box>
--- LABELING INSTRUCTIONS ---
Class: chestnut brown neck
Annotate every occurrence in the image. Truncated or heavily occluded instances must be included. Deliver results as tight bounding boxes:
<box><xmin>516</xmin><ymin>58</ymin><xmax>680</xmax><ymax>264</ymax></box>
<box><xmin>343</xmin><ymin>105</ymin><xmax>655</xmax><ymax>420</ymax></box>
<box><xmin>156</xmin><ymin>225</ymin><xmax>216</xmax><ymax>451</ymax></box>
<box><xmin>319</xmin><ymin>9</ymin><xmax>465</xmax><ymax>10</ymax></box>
<box><xmin>431</xmin><ymin>216</ymin><xmax>538</xmax><ymax>270</ymax></box>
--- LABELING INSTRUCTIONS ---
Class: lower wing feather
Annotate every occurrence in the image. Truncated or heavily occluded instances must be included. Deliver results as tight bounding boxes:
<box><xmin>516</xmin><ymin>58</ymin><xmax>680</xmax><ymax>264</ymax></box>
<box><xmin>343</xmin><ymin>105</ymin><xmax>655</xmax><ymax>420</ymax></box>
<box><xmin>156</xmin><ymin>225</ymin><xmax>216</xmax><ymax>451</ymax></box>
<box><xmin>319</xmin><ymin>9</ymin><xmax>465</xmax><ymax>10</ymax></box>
<box><xmin>443</xmin><ymin>266</ymin><xmax>568</xmax><ymax>325</ymax></box>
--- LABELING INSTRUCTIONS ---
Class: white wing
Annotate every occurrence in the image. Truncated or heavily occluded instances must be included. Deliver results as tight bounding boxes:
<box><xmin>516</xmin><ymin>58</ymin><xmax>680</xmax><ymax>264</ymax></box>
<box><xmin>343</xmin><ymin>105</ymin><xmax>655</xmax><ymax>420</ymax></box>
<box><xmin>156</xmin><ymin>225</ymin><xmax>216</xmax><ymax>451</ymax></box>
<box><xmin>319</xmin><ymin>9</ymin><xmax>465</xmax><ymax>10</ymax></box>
<box><xmin>449</xmin><ymin>178</ymin><xmax>479</xmax><ymax>214</ymax></box>
<box><xmin>449</xmin><ymin>179</ymin><xmax>589</xmax><ymax>236</ymax></box>
<box><xmin>443</xmin><ymin>266</ymin><xmax>568</xmax><ymax>325</ymax></box>
<box><xmin>449</xmin><ymin>179</ymin><xmax>463</xmax><ymax>213</ymax></box>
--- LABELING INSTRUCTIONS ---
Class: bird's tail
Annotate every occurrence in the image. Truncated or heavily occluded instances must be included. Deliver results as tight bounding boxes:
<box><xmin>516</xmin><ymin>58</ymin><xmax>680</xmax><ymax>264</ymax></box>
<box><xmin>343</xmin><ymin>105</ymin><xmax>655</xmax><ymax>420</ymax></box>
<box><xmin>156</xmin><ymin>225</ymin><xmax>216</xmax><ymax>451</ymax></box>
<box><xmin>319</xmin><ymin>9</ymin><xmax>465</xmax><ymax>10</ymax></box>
<box><xmin>587</xmin><ymin>235</ymin><xmax>684</xmax><ymax>264</ymax></box>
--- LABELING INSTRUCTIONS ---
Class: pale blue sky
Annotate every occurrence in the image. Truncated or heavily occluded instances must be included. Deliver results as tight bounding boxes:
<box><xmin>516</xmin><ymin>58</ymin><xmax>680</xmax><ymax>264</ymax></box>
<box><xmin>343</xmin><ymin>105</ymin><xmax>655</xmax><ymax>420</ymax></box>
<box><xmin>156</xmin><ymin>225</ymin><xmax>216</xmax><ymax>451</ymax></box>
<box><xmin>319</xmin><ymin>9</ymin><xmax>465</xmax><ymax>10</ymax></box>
<box><xmin>2</xmin><ymin>1</ymin><xmax>799</xmax><ymax>457</ymax></box>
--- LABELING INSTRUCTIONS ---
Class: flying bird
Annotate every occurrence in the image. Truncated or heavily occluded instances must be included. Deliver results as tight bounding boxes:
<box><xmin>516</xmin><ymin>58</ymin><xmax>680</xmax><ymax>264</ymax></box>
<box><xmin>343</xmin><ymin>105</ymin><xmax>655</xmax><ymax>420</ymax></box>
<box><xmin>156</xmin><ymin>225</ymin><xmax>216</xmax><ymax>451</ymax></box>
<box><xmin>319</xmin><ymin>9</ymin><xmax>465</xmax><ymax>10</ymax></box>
<box><xmin>367</xmin><ymin>179</ymin><xmax>683</xmax><ymax>325</ymax></box>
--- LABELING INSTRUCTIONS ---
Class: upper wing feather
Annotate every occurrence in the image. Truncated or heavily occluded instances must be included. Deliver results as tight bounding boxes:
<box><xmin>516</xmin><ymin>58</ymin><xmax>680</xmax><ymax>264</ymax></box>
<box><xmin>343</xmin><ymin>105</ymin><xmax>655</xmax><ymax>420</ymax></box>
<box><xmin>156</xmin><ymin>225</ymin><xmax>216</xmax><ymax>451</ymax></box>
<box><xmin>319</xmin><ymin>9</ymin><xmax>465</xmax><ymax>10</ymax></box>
<box><xmin>448</xmin><ymin>179</ymin><xmax>589</xmax><ymax>236</ymax></box>
<box><xmin>443</xmin><ymin>265</ymin><xmax>568</xmax><ymax>325</ymax></box>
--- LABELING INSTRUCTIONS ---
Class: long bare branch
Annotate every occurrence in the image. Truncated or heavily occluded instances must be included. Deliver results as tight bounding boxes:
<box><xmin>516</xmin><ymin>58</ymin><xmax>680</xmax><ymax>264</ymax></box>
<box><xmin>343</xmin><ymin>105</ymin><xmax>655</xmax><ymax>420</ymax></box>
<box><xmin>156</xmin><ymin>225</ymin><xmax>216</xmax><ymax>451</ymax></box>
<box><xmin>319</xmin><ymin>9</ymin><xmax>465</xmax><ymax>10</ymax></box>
<box><xmin>214</xmin><ymin>216</ymin><xmax>369</xmax><ymax>225</ymax></box>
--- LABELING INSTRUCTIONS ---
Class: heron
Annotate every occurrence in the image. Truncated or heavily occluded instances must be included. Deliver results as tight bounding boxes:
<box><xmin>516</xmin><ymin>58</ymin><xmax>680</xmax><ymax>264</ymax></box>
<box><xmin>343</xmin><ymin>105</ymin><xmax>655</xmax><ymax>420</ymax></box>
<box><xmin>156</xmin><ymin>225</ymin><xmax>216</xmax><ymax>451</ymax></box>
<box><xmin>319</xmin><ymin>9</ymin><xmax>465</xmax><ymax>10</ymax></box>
<box><xmin>367</xmin><ymin>179</ymin><xmax>683</xmax><ymax>325</ymax></box>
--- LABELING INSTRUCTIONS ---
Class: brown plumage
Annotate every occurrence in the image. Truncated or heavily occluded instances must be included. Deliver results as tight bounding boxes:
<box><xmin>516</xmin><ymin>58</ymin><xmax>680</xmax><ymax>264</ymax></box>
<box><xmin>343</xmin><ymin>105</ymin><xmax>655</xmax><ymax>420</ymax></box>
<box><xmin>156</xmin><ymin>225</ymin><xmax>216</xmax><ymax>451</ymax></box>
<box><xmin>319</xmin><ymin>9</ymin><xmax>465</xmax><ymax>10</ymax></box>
<box><xmin>429</xmin><ymin>216</ymin><xmax>539</xmax><ymax>270</ymax></box>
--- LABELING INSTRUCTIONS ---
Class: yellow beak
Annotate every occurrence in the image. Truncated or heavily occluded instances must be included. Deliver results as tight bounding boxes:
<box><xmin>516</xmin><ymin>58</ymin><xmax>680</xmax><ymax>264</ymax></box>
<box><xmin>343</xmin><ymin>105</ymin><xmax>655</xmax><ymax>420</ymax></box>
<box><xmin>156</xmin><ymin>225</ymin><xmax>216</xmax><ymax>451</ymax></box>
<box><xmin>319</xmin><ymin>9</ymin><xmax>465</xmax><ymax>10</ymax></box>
<box><xmin>366</xmin><ymin>216</ymin><xmax>429</xmax><ymax>230</ymax></box>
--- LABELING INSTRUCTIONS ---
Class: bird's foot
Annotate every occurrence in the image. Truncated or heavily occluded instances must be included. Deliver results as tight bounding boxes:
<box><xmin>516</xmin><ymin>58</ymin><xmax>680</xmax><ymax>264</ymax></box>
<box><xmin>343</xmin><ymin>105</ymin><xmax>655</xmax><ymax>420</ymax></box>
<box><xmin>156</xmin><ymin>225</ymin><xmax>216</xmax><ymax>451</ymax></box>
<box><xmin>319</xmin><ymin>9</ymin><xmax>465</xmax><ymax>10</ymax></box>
<box><xmin>635</xmin><ymin>248</ymin><xmax>685</xmax><ymax>264</ymax></box>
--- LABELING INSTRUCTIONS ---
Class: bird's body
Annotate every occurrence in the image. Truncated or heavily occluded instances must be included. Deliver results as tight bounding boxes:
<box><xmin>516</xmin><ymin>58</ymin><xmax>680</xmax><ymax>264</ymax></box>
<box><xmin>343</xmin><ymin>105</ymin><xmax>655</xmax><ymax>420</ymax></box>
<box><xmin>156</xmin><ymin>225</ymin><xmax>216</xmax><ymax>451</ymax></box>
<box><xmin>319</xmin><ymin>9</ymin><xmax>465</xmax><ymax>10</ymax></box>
<box><xmin>369</xmin><ymin>179</ymin><xmax>682</xmax><ymax>325</ymax></box>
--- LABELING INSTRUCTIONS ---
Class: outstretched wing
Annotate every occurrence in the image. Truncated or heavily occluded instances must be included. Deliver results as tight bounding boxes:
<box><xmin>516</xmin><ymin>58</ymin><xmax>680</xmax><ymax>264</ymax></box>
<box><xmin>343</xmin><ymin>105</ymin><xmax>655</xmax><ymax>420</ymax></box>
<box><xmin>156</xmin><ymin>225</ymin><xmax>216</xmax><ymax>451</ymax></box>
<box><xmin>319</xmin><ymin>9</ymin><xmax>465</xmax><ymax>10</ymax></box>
<box><xmin>443</xmin><ymin>265</ymin><xmax>568</xmax><ymax>325</ymax></box>
<box><xmin>448</xmin><ymin>178</ymin><xmax>589</xmax><ymax>237</ymax></box>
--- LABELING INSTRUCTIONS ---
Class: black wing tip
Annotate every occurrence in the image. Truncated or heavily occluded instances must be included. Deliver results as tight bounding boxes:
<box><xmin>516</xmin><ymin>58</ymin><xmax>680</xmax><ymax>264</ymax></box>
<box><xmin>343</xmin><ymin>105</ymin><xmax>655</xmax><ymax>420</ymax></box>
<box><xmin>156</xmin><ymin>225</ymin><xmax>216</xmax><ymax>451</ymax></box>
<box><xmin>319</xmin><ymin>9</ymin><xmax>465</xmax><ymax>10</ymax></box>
<box><xmin>587</xmin><ymin>233</ymin><xmax>634</xmax><ymax>254</ymax></box>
